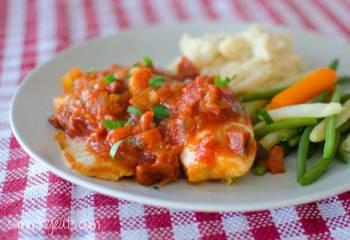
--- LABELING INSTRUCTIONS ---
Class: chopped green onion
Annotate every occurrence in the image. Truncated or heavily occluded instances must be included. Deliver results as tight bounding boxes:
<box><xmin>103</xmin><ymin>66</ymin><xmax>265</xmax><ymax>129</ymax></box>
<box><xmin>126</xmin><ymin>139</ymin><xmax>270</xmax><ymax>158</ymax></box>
<box><xmin>214</xmin><ymin>75</ymin><xmax>235</xmax><ymax>87</ymax></box>
<box><xmin>152</xmin><ymin>104</ymin><xmax>170</xmax><ymax>120</ymax></box>
<box><xmin>148</xmin><ymin>76</ymin><xmax>165</xmax><ymax>87</ymax></box>
<box><xmin>109</xmin><ymin>140</ymin><xmax>125</xmax><ymax>159</ymax></box>
<box><xmin>102</xmin><ymin>120</ymin><xmax>127</xmax><ymax>130</ymax></box>
<box><xmin>144</xmin><ymin>55</ymin><xmax>153</xmax><ymax>67</ymax></box>
<box><xmin>258</xmin><ymin>108</ymin><xmax>273</xmax><ymax>124</ymax></box>
<box><xmin>104</xmin><ymin>74</ymin><xmax>117</xmax><ymax>83</ymax></box>
<box><xmin>329</xmin><ymin>58</ymin><xmax>339</xmax><ymax>71</ymax></box>
<box><xmin>127</xmin><ymin>106</ymin><xmax>142</xmax><ymax>115</ymax></box>
<box><xmin>125</xmin><ymin>117</ymin><xmax>133</xmax><ymax>125</ymax></box>
<box><xmin>132</xmin><ymin>63</ymin><xmax>141</xmax><ymax>67</ymax></box>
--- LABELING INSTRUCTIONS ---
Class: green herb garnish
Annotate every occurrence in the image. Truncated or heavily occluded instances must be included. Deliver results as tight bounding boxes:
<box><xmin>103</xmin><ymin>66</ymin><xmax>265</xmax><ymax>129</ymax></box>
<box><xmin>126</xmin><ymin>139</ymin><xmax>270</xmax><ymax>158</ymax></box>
<box><xmin>144</xmin><ymin>55</ymin><xmax>153</xmax><ymax>67</ymax></box>
<box><xmin>214</xmin><ymin>75</ymin><xmax>235</xmax><ymax>87</ymax></box>
<box><xmin>152</xmin><ymin>104</ymin><xmax>170</xmax><ymax>121</ymax></box>
<box><xmin>102</xmin><ymin>120</ymin><xmax>127</xmax><ymax>130</ymax></box>
<box><xmin>132</xmin><ymin>63</ymin><xmax>141</xmax><ymax>68</ymax></box>
<box><xmin>127</xmin><ymin>106</ymin><xmax>142</xmax><ymax>115</ymax></box>
<box><xmin>104</xmin><ymin>74</ymin><xmax>117</xmax><ymax>84</ymax></box>
<box><xmin>109</xmin><ymin>140</ymin><xmax>125</xmax><ymax>159</ymax></box>
<box><xmin>148</xmin><ymin>76</ymin><xmax>165</xmax><ymax>87</ymax></box>
<box><xmin>125</xmin><ymin>117</ymin><xmax>133</xmax><ymax>125</ymax></box>
<box><xmin>329</xmin><ymin>58</ymin><xmax>339</xmax><ymax>71</ymax></box>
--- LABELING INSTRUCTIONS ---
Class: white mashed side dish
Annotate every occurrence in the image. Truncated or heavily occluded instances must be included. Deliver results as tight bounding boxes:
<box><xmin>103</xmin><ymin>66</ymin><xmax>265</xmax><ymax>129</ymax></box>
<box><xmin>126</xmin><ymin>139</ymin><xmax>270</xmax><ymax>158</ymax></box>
<box><xmin>176</xmin><ymin>25</ymin><xmax>304</xmax><ymax>95</ymax></box>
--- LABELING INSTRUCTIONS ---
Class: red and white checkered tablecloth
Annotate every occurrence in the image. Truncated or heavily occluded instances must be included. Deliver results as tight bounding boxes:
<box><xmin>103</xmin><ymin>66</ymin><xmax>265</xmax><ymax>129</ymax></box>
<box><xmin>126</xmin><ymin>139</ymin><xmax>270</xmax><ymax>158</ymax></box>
<box><xmin>1</xmin><ymin>0</ymin><xmax>350</xmax><ymax>239</ymax></box>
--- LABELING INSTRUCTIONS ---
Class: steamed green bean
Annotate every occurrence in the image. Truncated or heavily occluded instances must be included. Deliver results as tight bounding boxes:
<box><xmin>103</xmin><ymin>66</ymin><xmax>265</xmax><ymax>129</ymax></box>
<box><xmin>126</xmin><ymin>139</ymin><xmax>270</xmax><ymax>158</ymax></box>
<box><xmin>242</xmin><ymin>87</ymin><xmax>285</xmax><ymax>102</ymax></box>
<box><xmin>287</xmin><ymin>135</ymin><xmax>301</xmax><ymax>147</ymax></box>
<box><xmin>297</xmin><ymin>126</ymin><xmax>313</xmax><ymax>178</ymax></box>
<box><xmin>298</xmin><ymin>134</ymin><xmax>340</xmax><ymax>185</ymax></box>
<box><xmin>255</xmin><ymin>118</ymin><xmax>318</xmax><ymax>139</ymax></box>
<box><xmin>323</xmin><ymin>86</ymin><xmax>341</xmax><ymax>159</ymax></box>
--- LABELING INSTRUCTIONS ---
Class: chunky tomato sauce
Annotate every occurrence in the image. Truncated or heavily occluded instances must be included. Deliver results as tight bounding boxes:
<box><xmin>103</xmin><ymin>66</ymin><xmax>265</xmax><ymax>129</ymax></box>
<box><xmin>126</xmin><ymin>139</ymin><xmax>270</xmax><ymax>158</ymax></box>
<box><xmin>49</xmin><ymin>57</ymin><xmax>253</xmax><ymax>185</ymax></box>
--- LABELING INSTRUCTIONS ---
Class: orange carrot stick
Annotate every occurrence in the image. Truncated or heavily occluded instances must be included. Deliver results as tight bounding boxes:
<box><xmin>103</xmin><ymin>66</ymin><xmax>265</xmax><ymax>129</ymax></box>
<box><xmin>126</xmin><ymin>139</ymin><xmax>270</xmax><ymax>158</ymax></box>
<box><xmin>268</xmin><ymin>68</ymin><xmax>337</xmax><ymax>109</ymax></box>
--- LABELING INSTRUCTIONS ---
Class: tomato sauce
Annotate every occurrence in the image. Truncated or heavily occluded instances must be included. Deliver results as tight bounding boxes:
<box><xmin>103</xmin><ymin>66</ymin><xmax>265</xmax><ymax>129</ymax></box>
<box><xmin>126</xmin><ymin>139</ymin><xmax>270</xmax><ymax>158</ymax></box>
<box><xmin>49</xmin><ymin>57</ymin><xmax>252</xmax><ymax>185</ymax></box>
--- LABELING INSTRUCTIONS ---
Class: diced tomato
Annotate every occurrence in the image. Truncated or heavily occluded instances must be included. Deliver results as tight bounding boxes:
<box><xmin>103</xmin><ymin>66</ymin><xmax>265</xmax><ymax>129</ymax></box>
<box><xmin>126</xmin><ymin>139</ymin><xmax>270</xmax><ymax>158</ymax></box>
<box><xmin>134</xmin><ymin>128</ymin><xmax>162</xmax><ymax>151</ymax></box>
<box><xmin>128</xmin><ymin>67</ymin><xmax>152</xmax><ymax>95</ymax></box>
<box><xmin>61</xmin><ymin>68</ymin><xmax>81</xmax><ymax>92</ymax></box>
<box><xmin>135</xmin><ymin>111</ymin><xmax>155</xmax><ymax>132</ymax></box>
<box><xmin>201</xmin><ymin>84</ymin><xmax>222</xmax><ymax>115</ymax></box>
<box><xmin>107</xmin><ymin>125</ymin><xmax>133</xmax><ymax>144</ymax></box>
<box><xmin>48</xmin><ymin>115</ymin><xmax>62</xmax><ymax>129</ymax></box>
<box><xmin>129</xmin><ymin>87</ymin><xmax>158</xmax><ymax>111</ymax></box>
<box><xmin>176</xmin><ymin>56</ymin><xmax>199</xmax><ymax>80</ymax></box>
<box><xmin>181</xmin><ymin>76</ymin><xmax>206</xmax><ymax>109</ymax></box>
<box><xmin>136</xmin><ymin>163</ymin><xmax>164</xmax><ymax>186</ymax></box>
<box><xmin>264</xmin><ymin>146</ymin><xmax>285</xmax><ymax>174</ymax></box>
<box><xmin>227</xmin><ymin>129</ymin><xmax>250</xmax><ymax>156</ymax></box>
<box><xmin>105</xmin><ymin>81</ymin><xmax>121</xmax><ymax>94</ymax></box>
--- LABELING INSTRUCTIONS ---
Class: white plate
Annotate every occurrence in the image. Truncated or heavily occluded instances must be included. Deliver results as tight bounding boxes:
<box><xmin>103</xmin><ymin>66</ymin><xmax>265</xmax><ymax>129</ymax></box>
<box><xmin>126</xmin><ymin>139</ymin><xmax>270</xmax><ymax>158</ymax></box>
<box><xmin>10</xmin><ymin>22</ymin><xmax>350</xmax><ymax>212</ymax></box>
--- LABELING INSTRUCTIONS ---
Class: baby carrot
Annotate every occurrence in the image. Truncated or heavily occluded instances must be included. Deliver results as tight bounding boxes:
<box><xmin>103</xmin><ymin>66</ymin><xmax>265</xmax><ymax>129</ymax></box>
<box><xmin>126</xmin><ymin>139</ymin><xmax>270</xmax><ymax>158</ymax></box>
<box><xmin>268</xmin><ymin>68</ymin><xmax>337</xmax><ymax>109</ymax></box>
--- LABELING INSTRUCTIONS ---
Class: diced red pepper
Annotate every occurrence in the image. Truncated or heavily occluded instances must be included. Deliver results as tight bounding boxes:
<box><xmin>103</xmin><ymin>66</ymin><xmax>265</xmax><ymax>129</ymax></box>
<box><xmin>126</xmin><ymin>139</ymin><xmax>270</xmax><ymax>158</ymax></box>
<box><xmin>264</xmin><ymin>146</ymin><xmax>285</xmax><ymax>174</ymax></box>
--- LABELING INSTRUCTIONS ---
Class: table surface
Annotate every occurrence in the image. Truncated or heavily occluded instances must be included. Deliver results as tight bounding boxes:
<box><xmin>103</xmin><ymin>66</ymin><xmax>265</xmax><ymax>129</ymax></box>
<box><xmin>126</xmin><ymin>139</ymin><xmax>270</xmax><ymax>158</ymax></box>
<box><xmin>1</xmin><ymin>0</ymin><xmax>350</xmax><ymax>239</ymax></box>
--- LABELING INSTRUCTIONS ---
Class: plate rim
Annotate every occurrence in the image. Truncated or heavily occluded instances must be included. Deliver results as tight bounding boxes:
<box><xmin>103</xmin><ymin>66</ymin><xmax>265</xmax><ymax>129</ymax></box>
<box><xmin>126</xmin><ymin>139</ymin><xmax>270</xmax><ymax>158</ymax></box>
<box><xmin>9</xmin><ymin>21</ymin><xmax>350</xmax><ymax>212</ymax></box>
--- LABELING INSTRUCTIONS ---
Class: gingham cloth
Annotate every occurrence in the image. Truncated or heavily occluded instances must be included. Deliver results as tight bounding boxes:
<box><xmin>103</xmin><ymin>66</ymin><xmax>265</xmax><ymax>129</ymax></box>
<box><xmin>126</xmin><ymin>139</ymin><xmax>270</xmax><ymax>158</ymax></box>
<box><xmin>1</xmin><ymin>0</ymin><xmax>350</xmax><ymax>239</ymax></box>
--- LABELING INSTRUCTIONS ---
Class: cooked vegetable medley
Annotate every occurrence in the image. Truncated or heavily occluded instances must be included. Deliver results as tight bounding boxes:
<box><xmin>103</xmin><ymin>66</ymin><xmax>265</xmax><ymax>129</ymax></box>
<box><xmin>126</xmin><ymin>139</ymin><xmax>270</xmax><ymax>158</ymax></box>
<box><xmin>249</xmin><ymin>60</ymin><xmax>350</xmax><ymax>185</ymax></box>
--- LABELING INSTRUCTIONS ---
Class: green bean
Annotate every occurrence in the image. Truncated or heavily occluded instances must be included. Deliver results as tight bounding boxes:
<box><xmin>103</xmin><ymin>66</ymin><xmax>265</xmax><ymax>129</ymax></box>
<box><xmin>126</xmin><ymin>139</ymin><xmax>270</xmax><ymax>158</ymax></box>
<box><xmin>312</xmin><ymin>92</ymin><xmax>329</xmax><ymax>103</ymax></box>
<box><xmin>338</xmin><ymin>76</ymin><xmax>350</xmax><ymax>85</ymax></box>
<box><xmin>297</xmin><ymin>126</ymin><xmax>313</xmax><ymax>179</ymax></box>
<box><xmin>298</xmin><ymin>134</ymin><xmax>340</xmax><ymax>185</ymax></box>
<box><xmin>288</xmin><ymin>135</ymin><xmax>301</xmax><ymax>147</ymax></box>
<box><xmin>338</xmin><ymin>121</ymin><xmax>350</xmax><ymax>133</ymax></box>
<box><xmin>336</xmin><ymin>146</ymin><xmax>348</xmax><ymax>163</ymax></box>
<box><xmin>254</xmin><ymin>118</ymin><xmax>318</xmax><ymax>139</ymax></box>
<box><xmin>280</xmin><ymin>129</ymin><xmax>299</xmax><ymax>142</ymax></box>
<box><xmin>341</xmin><ymin>134</ymin><xmax>350</xmax><ymax>153</ymax></box>
<box><xmin>242</xmin><ymin>87</ymin><xmax>285</xmax><ymax>102</ymax></box>
<box><xmin>253</xmin><ymin>164</ymin><xmax>267</xmax><ymax>176</ymax></box>
<box><xmin>259</xmin><ymin>129</ymin><xmax>298</xmax><ymax>151</ymax></box>
<box><xmin>336</xmin><ymin>136</ymin><xmax>349</xmax><ymax>164</ymax></box>
<box><xmin>323</xmin><ymin>86</ymin><xmax>341</xmax><ymax>159</ymax></box>
<box><xmin>259</xmin><ymin>130</ymin><xmax>284</xmax><ymax>151</ymax></box>
<box><xmin>323</xmin><ymin>116</ymin><xmax>337</xmax><ymax>158</ymax></box>
<box><xmin>329</xmin><ymin>58</ymin><xmax>339</xmax><ymax>70</ymax></box>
